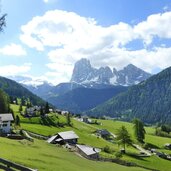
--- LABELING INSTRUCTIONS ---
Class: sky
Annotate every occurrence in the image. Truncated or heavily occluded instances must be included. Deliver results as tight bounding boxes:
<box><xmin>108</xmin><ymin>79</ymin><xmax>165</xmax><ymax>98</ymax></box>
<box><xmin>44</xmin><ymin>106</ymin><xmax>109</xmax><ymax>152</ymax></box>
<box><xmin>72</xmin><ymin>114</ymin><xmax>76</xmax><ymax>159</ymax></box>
<box><xmin>1</xmin><ymin>0</ymin><xmax>171</xmax><ymax>85</ymax></box>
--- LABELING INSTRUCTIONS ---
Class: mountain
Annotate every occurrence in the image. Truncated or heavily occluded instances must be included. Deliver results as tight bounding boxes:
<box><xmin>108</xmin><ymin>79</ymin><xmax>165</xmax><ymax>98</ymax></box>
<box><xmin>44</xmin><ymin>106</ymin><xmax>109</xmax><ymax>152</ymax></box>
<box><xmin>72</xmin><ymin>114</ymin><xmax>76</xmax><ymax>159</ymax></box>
<box><xmin>47</xmin><ymin>86</ymin><xmax>128</xmax><ymax>113</ymax></box>
<box><xmin>71</xmin><ymin>58</ymin><xmax>151</xmax><ymax>86</ymax></box>
<box><xmin>0</xmin><ymin>76</ymin><xmax>45</xmax><ymax>105</ymax></box>
<box><xmin>8</xmin><ymin>75</ymin><xmax>47</xmax><ymax>87</ymax></box>
<box><xmin>87</xmin><ymin>66</ymin><xmax>171</xmax><ymax>124</ymax></box>
<box><xmin>23</xmin><ymin>82</ymin><xmax>53</xmax><ymax>99</ymax></box>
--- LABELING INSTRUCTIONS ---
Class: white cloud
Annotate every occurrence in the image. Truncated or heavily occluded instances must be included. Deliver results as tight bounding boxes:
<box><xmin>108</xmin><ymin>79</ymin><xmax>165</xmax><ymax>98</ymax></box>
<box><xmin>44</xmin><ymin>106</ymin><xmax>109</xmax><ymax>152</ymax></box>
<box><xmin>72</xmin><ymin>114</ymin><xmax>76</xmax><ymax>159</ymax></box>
<box><xmin>134</xmin><ymin>12</ymin><xmax>171</xmax><ymax>45</ymax></box>
<box><xmin>0</xmin><ymin>63</ymin><xmax>31</xmax><ymax>76</ymax></box>
<box><xmin>20</xmin><ymin>10</ymin><xmax>171</xmax><ymax>84</ymax></box>
<box><xmin>0</xmin><ymin>43</ymin><xmax>27</xmax><ymax>56</ymax></box>
<box><xmin>43</xmin><ymin>0</ymin><xmax>49</xmax><ymax>3</ymax></box>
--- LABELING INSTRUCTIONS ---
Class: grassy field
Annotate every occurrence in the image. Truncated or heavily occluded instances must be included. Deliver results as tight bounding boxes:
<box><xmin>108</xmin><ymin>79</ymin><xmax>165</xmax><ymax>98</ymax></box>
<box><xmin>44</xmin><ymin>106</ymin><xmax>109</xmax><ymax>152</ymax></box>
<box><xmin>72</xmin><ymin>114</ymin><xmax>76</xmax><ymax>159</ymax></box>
<box><xmin>10</xmin><ymin>104</ymin><xmax>171</xmax><ymax>171</ymax></box>
<box><xmin>0</xmin><ymin>137</ymin><xmax>146</xmax><ymax>171</ymax></box>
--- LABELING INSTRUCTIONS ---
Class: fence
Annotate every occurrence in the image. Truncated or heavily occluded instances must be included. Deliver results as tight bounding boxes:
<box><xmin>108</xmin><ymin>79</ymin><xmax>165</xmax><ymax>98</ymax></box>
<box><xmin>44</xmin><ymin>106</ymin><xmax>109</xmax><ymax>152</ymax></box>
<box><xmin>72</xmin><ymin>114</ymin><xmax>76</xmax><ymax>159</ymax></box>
<box><xmin>23</xmin><ymin>130</ymin><xmax>48</xmax><ymax>140</ymax></box>
<box><xmin>0</xmin><ymin>158</ymin><xmax>37</xmax><ymax>171</ymax></box>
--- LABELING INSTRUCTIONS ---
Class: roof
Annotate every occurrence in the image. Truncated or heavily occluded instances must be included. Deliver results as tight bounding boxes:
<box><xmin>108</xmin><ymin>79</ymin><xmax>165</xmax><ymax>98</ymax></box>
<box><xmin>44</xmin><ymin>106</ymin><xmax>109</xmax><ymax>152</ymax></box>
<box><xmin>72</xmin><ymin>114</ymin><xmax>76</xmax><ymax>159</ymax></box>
<box><xmin>76</xmin><ymin>144</ymin><xmax>101</xmax><ymax>156</ymax></box>
<box><xmin>47</xmin><ymin>135</ymin><xmax>57</xmax><ymax>143</ymax></box>
<box><xmin>55</xmin><ymin>138</ymin><xmax>63</xmax><ymax>142</ymax></box>
<box><xmin>58</xmin><ymin>131</ymin><xmax>79</xmax><ymax>140</ymax></box>
<box><xmin>96</xmin><ymin>129</ymin><xmax>111</xmax><ymax>136</ymax></box>
<box><xmin>0</xmin><ymin>114</ymin><xmax>14</xmax><ymax>122</ymax></box>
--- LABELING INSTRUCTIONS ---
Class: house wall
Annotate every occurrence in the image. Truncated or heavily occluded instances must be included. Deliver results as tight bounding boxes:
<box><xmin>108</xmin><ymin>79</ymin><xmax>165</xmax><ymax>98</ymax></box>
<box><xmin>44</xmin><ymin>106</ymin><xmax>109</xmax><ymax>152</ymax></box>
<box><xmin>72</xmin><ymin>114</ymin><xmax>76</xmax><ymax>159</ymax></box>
<box><xmin>0</xmin><ymin>121</ymin><xmax>11</xmax><ymax>133</ymax></box>
<box><xmin>65</xmin><ymin>138</ymin><xmax>78</xmax><ymax>144</ymax></box>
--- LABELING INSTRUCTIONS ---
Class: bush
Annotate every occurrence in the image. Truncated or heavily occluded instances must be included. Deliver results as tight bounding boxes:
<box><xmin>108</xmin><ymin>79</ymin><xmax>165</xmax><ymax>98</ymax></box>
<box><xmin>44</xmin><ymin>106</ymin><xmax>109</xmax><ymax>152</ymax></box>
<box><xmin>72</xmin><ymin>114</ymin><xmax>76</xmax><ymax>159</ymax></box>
<box><xmin>103</xmin><ymin>145</ymin><xmax>112</xmax><ymax>153</ymax></box>
<box><xmin>155</xmin><ymin>128</ymin><xmax>171</xmax><ymax>138</ymax></box>
<box><xmin>115</xmin><ymin>151</ymin><xmax>123</xmax><ymax>159</ymax></box>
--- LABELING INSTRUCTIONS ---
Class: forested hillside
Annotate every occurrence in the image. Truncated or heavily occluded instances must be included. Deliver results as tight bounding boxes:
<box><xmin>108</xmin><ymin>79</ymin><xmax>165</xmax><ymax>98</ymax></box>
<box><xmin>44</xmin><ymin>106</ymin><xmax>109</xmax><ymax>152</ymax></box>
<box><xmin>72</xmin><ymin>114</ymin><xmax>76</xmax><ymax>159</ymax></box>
<box><xmin>88</xmin><ymin>66</ymin><xmax>171</xmax><ymax>124</ymax></box>
<box><xmin>47</xmin><ymin>86</ymin><xmax>128</xmax><ymax>113</ymax></box>
<box><xmin>0</xmin><ymin>76</ymin><xmax>45</xmax><ymax>106</ymax></box>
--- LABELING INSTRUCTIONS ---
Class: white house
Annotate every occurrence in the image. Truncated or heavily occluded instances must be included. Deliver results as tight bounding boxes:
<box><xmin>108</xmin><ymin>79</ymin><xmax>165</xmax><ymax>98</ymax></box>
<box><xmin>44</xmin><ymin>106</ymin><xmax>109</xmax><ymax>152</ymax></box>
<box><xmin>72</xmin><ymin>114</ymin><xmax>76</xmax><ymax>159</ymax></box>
<box><xmin>0</xmin><ymin>113</ymin><xmax>14</xmax><ymax>133</ymax></box>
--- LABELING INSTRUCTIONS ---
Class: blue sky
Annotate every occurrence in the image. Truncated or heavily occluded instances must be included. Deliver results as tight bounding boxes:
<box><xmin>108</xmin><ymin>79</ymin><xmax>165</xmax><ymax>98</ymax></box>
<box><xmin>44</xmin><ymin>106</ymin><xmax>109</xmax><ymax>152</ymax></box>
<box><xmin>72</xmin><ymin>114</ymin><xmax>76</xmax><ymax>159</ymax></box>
<box><xmin>0</xmin><ymin>0</ymin><xmax>171</xmax><ymax>85</ymax></box>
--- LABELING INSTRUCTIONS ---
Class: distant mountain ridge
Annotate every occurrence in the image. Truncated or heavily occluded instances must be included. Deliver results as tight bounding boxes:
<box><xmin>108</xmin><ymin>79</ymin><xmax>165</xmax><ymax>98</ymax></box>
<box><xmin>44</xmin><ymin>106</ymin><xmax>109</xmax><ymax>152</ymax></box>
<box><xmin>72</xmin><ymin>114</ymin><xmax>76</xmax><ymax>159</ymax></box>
<box><xmin>0</xmin><ymin>76</ymin><xmax>45</xmax><ymax>106</ymax></box>
<box><xmin>71</xmin><ymin>58</ymin><xmax>151</xmax><ymax>86</ymax></box>
<box><xmin>6</xmin><ymin>59</ymin><xmax>152</xmax><ymax>114</ymax></box>
<box><xmin>47</xmin><ymin>86</ymin><xmax>128</xmax><ymax>113</ymax></box>
<box><xmin>87</xmin><ymin>66</ymin><xmax>171</xmax><ymax>124</ymax></box>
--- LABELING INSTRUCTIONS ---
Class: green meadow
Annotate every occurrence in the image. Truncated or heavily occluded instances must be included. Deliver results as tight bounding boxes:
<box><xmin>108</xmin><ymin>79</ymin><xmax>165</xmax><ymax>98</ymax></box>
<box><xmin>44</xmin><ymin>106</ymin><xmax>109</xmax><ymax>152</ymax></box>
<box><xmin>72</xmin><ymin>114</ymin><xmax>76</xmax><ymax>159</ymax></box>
<box><xmin>0</xmin><ymin>138</ymin><xmax>146</xmax><ymax>171</ymax></box>
<box><xmin>8</xmin><ymin>104</ymin><xmax>171</xmax><ymax>171</ymax></box>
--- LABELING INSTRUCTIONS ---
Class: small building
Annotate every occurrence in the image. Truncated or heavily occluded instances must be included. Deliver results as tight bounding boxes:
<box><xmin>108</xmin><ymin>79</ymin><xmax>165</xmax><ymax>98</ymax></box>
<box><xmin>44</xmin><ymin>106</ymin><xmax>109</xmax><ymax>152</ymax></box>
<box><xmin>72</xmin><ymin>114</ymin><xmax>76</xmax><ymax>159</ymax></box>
<box><xmin>81</xmin><ymin>115</ymin><xmax>92</xmax><ymax>124</ymax></box>
<box><xmin>61</xmin><ymin>111</ymin><xmax>69</xmax><ymax>115</ymax></box>
<box><xmin>76</xmin><ymin>144</ymin><xmax>101</xmax><ymax>159</ymax></box>
<box><xmin>0</xmin><ymin>113</ymin><xmax>14</xmax><ymax>133</ymax></box>
<box><xmin>26</xmin><ymin>106</ymin><xmax>41</xmax><ymax>116</ymax></box>
<box><xmin>96</xmin><ymin>129</ymin><xmax>111</xmax><ymax>139</ymax></box>
<box><xmin>47</xmin><ymin>131</ymin><xmax>79</xmax><ymax>145</ymax></box>
<box><xmin>164</xmin><ymin>143</ymin><xmax>171</xmax><ymax>150</ymax></box>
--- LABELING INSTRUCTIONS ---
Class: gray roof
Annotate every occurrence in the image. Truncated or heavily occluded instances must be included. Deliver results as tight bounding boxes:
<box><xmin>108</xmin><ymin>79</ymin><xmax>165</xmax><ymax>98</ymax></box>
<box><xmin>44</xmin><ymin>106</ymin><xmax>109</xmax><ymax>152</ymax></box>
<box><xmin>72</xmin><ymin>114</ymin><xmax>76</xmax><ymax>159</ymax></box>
<box><xmin>76</xmin><ymin>144</ymin><xmax>101</xmax><ymax>156</ymax></box>
<box><xmin>96</xmin><ymin>129</ymin><xmax>111</xmax><ymax>136</ymax></box>
<box><xmin>47</xmin><ymin>135</ymin><xmax>57</xmax><ymax>143</ymax></box>
<box><xmin>58</xmin><ymin>131</ymin><xmax>79</xmax><ymax>140</ymax></box>
<box><xmin>0</xmin><ymin>114</ymin><xmax>14</xmax><ymax>121</ymax></box>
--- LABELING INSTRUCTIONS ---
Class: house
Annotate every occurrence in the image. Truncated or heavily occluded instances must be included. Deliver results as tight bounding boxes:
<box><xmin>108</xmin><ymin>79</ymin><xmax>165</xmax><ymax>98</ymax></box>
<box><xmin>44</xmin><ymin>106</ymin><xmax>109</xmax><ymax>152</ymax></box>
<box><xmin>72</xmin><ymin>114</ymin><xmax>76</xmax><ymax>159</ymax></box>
<box><xmin>96</xmin><ymin>129</ymin><xmax>111</xmax><ymax>139</ymax></box>
<box><xmin>164</xmin><ymin>143</ymin><xmax>171</xmax><ymax>150</ymax></box>
<box><xmin>61</xmin><ymin>111</ymin><xmax>69</xmax><ymax>115</ymax></box>
<box><xmin>76</xmin><ymin>144</ymin><xmax>101</xmax><ymax>159</ymax></box>
<box><xmin>26</xmin><ymin>106</ymin><xmax>41</xmax><ymax>116</ymax></box>
<box><xmin>0</xmin><ymin>113</ymin><xmax>14</xmax><ymax>133</ymax></box>
<box><xmin>81</xmin><ymin>116</ymin><xmax>92</xmax><ymax>124</ymax></box>
<box><xmin>47</xmin><ymin>131</ymin><xmax>79</xmax><ymax>145</ymax></box>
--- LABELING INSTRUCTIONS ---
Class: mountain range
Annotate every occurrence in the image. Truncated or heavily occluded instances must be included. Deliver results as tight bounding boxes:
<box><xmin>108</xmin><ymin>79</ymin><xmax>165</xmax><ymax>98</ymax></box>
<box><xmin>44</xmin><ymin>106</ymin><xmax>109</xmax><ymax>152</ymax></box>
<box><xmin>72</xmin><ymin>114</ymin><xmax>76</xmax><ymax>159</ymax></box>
<box><xmin>87</xmin><ymin>66</ymin><xmax>171</xmax><ymax>124</ymax></box>
<box><xmin>71</xmin><ymin>58</ymin><xmax>151</xmax><ymax>86</ymax></box>
<box><xmin>7</xmin><ymin>58</ymin><xmax>152</xmax><ymax>114</ymax></box>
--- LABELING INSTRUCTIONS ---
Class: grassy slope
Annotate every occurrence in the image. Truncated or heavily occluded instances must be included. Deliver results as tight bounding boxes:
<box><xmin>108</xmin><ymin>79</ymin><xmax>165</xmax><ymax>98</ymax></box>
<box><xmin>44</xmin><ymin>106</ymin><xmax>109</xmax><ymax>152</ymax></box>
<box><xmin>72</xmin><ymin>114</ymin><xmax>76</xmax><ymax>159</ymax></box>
<box><xmin>11</xmin><ymin>104</ymin><xmax>171</xmax><ymax>171</ymax></box>
<box><xmin>21</xmin><ymin>119</ymin><xmax>171</xmax><ymax>171</ymax></box>
<box><xmin>0</xmin><ymin>138</ymin><xmax>146</xmax><ymax>171</ymax></box>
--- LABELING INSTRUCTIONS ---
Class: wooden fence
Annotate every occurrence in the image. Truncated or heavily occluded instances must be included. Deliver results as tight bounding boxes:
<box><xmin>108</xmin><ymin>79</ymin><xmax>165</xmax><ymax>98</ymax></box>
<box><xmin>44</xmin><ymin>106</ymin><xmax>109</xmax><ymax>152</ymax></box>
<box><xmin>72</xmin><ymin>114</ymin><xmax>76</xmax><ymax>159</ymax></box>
<box><xmin>0</xmin><ymin>158</ymin><xmax>37</xmax><ymax>171</ymax></box>
<box><xmin>23</xmin><ymin>130</ymin><xmax>48</xmax><ymax>140</ymax></box>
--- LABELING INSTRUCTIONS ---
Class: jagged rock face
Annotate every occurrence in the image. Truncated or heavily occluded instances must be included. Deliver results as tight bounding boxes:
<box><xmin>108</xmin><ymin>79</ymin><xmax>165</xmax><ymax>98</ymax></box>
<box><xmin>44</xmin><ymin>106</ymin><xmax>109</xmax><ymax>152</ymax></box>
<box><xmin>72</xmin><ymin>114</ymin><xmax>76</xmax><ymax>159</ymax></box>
<box><xmin>70</xmin><ymin>58</ymin><xmax>96</xmax><ymax>83</ymax></box>
<box><xmin>71</xmin><ymin>58</ymin><xmax>151</xmax><ymax>86</ymax></box>
<box><xmin>117</xmin><ymin>64</ymin><xmax>152</xmax><ymax>85</ymax></box>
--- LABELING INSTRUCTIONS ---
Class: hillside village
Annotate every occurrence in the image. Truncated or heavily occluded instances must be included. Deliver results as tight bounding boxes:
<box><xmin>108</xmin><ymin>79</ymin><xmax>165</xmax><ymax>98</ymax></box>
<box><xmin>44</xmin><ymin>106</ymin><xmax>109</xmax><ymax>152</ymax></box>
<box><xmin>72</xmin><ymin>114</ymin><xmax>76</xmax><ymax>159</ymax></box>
<box><xmin>0</xmin><ymin>102</ymin><xmax>170</xmax><ymax>171</ymax></box>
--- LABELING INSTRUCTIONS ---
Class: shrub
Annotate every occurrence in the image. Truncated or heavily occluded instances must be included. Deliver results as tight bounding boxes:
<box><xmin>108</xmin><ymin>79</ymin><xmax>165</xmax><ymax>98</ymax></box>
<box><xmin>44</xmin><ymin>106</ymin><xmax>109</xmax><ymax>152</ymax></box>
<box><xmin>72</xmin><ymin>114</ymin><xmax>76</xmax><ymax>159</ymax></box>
<box><xmin>103</xmin><ymin>145</ymin><xmax>112</xmax><ymax>153</ymax></box>
<box><xmin>115</xmin><ymin>151</ymin><xmax>123</xmax><ymax>159</ymax></box>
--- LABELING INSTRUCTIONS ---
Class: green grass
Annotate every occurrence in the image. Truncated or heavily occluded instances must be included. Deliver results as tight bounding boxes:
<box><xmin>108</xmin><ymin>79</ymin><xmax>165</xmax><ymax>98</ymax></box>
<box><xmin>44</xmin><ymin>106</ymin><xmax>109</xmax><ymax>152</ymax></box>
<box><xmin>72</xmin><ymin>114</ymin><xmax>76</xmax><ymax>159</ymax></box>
<box><xmin>10</xmin><ymin>104</ymin><xmax>171</xmax><ymax>171</ymax></box>
<box><xmin>20</xmin><ymin>118</ymin><xmax>171</xmax><ymax>171</ymax></box>
<box><xmin>0</xmin><ymin>137</ymin><xmax>146</xmax><ymax>171</ymax></box>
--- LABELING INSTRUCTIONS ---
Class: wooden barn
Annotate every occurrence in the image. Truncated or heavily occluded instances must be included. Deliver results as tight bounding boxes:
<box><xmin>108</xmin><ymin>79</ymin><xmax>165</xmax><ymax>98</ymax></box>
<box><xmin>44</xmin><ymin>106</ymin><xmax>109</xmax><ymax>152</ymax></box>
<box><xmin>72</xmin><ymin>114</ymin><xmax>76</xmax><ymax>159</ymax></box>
<box><xmin>47</xmin><ymin>131</ymin><xmax>79</xmax><ymax>145</ymax></box>
<box><xmin>76</xmin><ymin>144</ymin><xmax>101</xmax><ymax>159</ymax></box>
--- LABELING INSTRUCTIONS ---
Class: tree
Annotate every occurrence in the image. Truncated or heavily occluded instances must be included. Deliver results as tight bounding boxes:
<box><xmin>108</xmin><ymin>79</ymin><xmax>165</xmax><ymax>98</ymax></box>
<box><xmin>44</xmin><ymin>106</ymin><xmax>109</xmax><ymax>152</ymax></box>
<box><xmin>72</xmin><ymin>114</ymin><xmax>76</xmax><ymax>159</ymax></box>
<box><xmin>15</xmin><ymin>115</ymin><xmax>20</xmax><ymax>127</ymax></box>
<box><xmin>21</xmin><ymin>97</ymin><xmax>25</xmax><ymax>106</ymax></box>
<box><xmin>66</xmin><ymin>113</ymin><xmax>72</xmax><ymax>126</ymax></box>
<box><xmin>40</xmin><ymin>106</ymin><xmax>45</xmax><ymax>117</ymax></box>
<box><xmin>0</xmin><ymin>14</ymin><xmax>6</xmax><ymax>32</ymax></box>
<box><xmin>19</xmin><ymin>104</ymin><xmax>23</xmax><ymax>112</ymax></box>
<box><xmin>133</xmin><ymin>118</ymin><xmax>146</xmax><ymax>143</ymax></box>
<box><xmin>0</xmin><ymin>89</ymin><xmax>9</xmax><ymax>113</ymax></box>
<box><xmin>116</xmin><ymin>126</ymin><xmax>132</xmax><ymax>153</ymax></box>
<box><xmin>45</xmin><ymin>102</ymin><xmax>50</xmax><ymax>114</ymax></box>
<box><xmin>161</xmin><ymin>124</ymin><xmax>171</xmax><ymax>134</ymax></box>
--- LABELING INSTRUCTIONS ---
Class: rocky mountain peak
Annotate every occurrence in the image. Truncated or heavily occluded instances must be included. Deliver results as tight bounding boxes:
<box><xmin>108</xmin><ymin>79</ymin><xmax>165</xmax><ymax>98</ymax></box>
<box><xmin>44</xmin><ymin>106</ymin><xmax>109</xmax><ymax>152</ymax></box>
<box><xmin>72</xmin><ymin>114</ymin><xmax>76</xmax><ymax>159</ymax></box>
<box><xmin>71</xmin><ymin>59</ymin><xmax>152</xmax><ymax>86</ymax></box>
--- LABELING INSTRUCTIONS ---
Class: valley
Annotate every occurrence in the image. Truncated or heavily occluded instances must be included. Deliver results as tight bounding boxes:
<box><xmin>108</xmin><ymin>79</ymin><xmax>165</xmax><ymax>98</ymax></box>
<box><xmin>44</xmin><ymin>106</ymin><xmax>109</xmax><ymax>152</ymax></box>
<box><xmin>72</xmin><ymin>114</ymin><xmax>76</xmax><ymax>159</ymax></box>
<box><xmin>1</xmin><ymin>103</ymin><xmax>170</xmax><ymax>171</ymax></box>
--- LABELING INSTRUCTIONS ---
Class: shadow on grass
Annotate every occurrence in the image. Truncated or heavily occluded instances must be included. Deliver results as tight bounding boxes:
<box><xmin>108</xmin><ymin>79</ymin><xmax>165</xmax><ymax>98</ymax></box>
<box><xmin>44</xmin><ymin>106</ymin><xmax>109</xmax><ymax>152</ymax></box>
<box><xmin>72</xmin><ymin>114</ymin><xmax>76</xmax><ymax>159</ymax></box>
<box><xmin>125</xmin><ymin>153</ymin><xmax>149</xmax><ymax>161</ymax></box>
